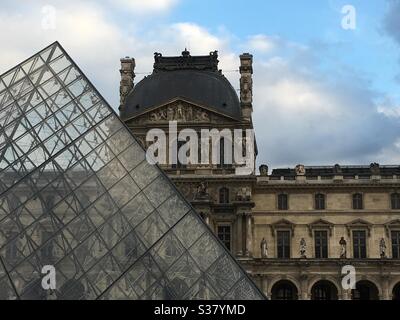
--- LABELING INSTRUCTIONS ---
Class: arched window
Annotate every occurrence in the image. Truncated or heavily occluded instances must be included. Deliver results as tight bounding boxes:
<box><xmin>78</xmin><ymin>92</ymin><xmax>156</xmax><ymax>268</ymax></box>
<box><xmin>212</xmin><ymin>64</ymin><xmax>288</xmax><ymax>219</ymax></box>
<box><xmin>219</xmin><ymin>187</ymin><xmax>229</xmax><ymax>204</ymax></box>
<box><xmin>311</xmin><ymin>281</ymin><xmax>338</xmax><ymax>300</ymax></box>
<box><xmin>391</xmin><ymin>193</ymin><xmax>400</xmax><ymax>210</ymax></box>
<box><xmin>315</xmin><ymin>193</ymin><xmax>325</xmax><ymax>210</ymax></box>
<box><xmin>351</xmin><ymin>281</ymin><xmax>379</xmax><ymax>300</ymax></box>
<box><xmin>271</xmin><ymin>280</ymin><xmax>298</xmax><ymax>300</ymax></box>
<box><xmin>278</xmin><ymin>194</ymin><xmax>288</xmax><ymax>210</ymax></box>
<box><xmin>393</xmin><ymin>283</ymin><xmax>400</xmax><ymax>300</ymax></box>
<box><xmin>353</xmin><ymin>193</ymin><xmax>363</xmax><ymax>210</ymax></box>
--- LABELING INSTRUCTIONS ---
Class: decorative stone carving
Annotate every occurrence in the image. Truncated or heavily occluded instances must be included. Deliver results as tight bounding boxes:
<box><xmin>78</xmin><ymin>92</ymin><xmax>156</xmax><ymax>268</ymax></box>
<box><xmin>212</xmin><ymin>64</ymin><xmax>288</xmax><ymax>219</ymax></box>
<box><xmin>239</xmin><ymin>53</ymin><xmax>253</xmax><ymax>105</ymax></box>
<box><xmin>259</xmin><ymin>165</ymin><xmax>268</xmax><ymax>176</ymax></box>
<box><xmin>260</xmin><ymin>238</ymin><xmax>268</xmax><ymax>258</ymax></box>
<box><xmin>119</xmin><ymin>57</ymin><xmax>135</xmax><ymax>110</ymax></box>
<box><xmin>148</xmin><ymin>102</ymin><xmax>210</xmax><ymax>122</ymax></box>
<box><xmin>380</xmin><ymin>238</ymin><xmax>387</xmax><ymax>258</ymax></box>
<box><xmin>195</xmin><ymin>181</ymin><xmax>209</xmax><ymax>200</ymax></box>
<box><xmin>334</xmin><ymin>164</ymin><xmax>342</xmax><ymax>174</ymax></box>
<box><xmin>300</xmin><ymin>238</ymin><xmax>307</xmax><ymax>258</ymax></box>
<box><xmin>339</xmin><ymin>237</ymin><xmax>347</xmax><ymax>258</ymax></box>
<box><xmin>295</xmin><ymin>164</ymin><xmax>306</xmax><ymax>176</ymax></box>
<box><xmin>236</xmin><ymin>187</ymin><xmax>251</xmax><ymax>201</ymax></box>
<box><xmin>370</xmin><ymin>162</ymin><xmax>380</xmax><ymax>175</ymax></box>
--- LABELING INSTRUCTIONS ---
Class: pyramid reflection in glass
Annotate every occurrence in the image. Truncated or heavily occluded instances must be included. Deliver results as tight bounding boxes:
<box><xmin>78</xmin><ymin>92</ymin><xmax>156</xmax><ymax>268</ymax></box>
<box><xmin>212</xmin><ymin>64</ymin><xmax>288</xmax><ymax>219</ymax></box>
<box><xmin>0</xmin><ymin>42</ymin><xmax>264</xmax><ymax>300</ymax></box>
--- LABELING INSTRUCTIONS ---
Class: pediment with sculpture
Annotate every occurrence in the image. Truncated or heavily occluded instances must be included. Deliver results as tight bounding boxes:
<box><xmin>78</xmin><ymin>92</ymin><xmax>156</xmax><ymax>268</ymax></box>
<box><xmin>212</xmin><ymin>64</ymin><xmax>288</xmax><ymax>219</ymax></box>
<box><xmin>125</xmin><ymin>99</ymin><xmax>239</xmax><ymax>126</ymax></box>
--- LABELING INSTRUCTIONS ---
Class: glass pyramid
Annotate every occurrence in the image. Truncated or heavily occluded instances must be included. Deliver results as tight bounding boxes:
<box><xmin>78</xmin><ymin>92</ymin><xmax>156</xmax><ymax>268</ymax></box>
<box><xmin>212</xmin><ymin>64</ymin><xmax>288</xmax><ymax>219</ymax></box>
<box><xmin>0</xmin><ymin>42</ymin><xmax>264</xmax><ymax>300</ymax></box>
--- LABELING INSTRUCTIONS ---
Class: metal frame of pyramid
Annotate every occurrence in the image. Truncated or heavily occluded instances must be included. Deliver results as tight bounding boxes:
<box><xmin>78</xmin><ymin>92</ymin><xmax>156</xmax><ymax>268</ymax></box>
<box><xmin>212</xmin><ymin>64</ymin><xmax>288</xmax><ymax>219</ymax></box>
<box><xmin>0</xmin><ymin>42</ymin><xmax>265</xmax><ymax>300</ymax></box>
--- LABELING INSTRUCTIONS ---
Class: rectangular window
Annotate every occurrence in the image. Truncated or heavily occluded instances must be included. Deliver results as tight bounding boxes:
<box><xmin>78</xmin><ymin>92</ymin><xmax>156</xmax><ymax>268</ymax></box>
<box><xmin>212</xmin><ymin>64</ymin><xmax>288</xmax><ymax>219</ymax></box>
<box><xmin>172</xmin><ymin>140</ymin><xmax>187</xmax><ymax>169</ymax></box>
<box><xmin>391</xmin><ymin>194</ymin><xmax>400</xmax><ymax>210</ymax></box>
<box><xmin>278</xmin><ymin>194</ymin><xmax>288</xmax><ymax>210</ymax></box>
<box><xmin>314</xmin><ymin>230</ymin><xmax>328</xmax><ymax>258</ymax></box>
<box><xmin>353</xmin><ymin>194</ymin><xmax>363</xmax><ymax>210</ymax></box>
<box><xmin>217</xmin><ymin>225</ymin><xmax>231</xmax><ymax>251</ymax></box>
<box><xmin>277</xmin><ymin>230</ymin><xmax>291</xmax><ymax>259</ymax></box>
<box><xmin>353</xmin><ymin>230</ymin><xmax>367</xmax><ymax>258</ymax></box>
<box><xmin>392</xmin><ymin>231</ymin><xmax>400</xmax><ymax>259</ymax></box>
<box><xmin>315</xmin><ymin>194</ymin><xmax>325</xmax><ymax>210</ymax></box>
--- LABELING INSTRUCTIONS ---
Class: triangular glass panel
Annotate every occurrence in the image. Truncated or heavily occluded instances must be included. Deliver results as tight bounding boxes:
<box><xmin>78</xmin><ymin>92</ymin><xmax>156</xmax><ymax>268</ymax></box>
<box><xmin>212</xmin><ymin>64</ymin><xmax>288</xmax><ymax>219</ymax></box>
<box><xmin>0</xmin><ymin>42</ymin><xmax>264</xmax><ymax>300</ymax></box>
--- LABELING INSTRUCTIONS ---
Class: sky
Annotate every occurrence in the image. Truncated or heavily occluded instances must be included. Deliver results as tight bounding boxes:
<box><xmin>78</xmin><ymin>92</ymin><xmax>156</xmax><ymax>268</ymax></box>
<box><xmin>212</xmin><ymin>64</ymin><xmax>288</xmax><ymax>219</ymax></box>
<box><xmin>0</xmin><ymin>0</ymin><xmax>400</xmax><ymax>169</ymax></box>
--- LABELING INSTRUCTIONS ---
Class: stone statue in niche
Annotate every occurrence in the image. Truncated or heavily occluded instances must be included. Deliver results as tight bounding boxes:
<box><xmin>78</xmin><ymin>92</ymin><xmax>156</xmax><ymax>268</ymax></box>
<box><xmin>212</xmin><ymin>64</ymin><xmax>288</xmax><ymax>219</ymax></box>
<box><xmin>300</xmin><ymin>238</ymin><xmax>307</xmax><ymax>258</ymax></box>
<box><xmin>380</xmin><ymin>238</ymin><xmax>387</xmax><ymax>258</ymax></box>
<box><xmin>339</xmin><ymin>237</ymin><xmax>347</xmax><ymax>258</ymax></box>
<box><xmin>195</xmin><ymin>181</ymin><xmax>209</xmax><ymax>200</ymax></box>
<box><xmin>260</xmin><ymin>238</ymin><xmax>268</xmax><ymax>258</ymax></box>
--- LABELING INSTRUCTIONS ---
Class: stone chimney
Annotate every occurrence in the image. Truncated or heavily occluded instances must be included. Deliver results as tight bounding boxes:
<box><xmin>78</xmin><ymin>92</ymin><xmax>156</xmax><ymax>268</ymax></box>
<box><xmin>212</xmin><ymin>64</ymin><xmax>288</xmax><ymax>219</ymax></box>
<box><xmin>239</xmin><ymin>53</ymin><xmax>253</xmax><ymax>121</ymax></box>
<box><xmin>119</xmin><ymin>57</ymin><xmax>135</xmax><ymax>111</ymax></box>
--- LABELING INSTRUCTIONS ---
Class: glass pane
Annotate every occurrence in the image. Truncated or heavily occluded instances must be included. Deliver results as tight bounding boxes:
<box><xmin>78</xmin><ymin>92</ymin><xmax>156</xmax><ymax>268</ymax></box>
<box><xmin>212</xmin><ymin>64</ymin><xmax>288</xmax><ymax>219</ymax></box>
<box><xmin>0</xmin><ymin>42</ymin><xmax>263</xmax><ymax>300</ymax></box>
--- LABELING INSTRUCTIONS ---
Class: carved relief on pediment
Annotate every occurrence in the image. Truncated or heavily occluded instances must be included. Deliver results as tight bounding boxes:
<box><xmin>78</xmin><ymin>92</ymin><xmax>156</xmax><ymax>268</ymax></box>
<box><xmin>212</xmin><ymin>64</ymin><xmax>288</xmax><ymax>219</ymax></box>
<box><xmin>127</xmin><ymin>100</ymin><xmax>236</xmax><ymax>125</ymax></box>
<box><xmin>148</xmin><ymin>101</ymin><xmax>210</xmax><ymax>123</ymax></box>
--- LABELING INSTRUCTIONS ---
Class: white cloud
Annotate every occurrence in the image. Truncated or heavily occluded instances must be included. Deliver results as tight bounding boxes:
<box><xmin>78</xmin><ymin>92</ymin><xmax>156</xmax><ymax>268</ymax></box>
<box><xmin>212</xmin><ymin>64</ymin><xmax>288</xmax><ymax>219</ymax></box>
<box><xmin>0</xmin><ymin>2</ymin><xmax>399</xmax><ymax>169</ymax></box>
<box><xmin>247</xmin><ymin>34</ymin><xmax>277</xmax><ymax>53</ymax></box>
<box><xmin>377</xmin><ymin>99</ymin><xmax>400</xmax><ymax>118</ymax></box>
<box><xmin>110</xmin><ymin>0</ymin><xmax>179</xmax><ymax>13</ymax></box>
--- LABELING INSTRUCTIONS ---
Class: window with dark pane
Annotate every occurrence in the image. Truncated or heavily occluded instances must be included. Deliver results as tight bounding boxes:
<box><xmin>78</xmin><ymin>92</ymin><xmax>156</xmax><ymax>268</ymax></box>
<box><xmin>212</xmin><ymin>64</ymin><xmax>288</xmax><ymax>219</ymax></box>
<box><xmin>314</xmin><ymin>230</ymin><xmax>328</xmax><ymax>258</ymax></box>
<box><xmin>278</xmin><ymin>194</ymin><xmax>288</xmax><ymax>210</ymax></box>
<box><xmin>315</xmin><ymin>193</ymin><xmax>325</xmax><ymax>210</ymax></box>
<box><xmin>172</xmin><ymin>140</ymin><xmax>186</xmax><ymax>169</ymax></box>
<box><xmin>391</xmin><ymin>193</ymin><xmax>400</xmax><ymax>210</ymax></box>
<box><xmin>217</xmin><ymin>225</ymin><xmax>231</xmax><ymax>251</ymax></box>
<box><xmin>353</xmin><ymin>230</ymin><xmax>367</xmax><ymax>258</ymax></box>
<box><xmin>353</xmin><ymin>193</ymin><xmax>363</xmax><ymax>210</ymax></box>
<box><xmin>219</xmin><ymin>187</ymin><xmax>229</xmax><ymax>204</ymax></box>
<box><xmin>217</xmin><ymin>137</ymin><xmax>232</xmax><ymax>168</ymax></box>
<box><xmin>392</xmin><ymin>231</ymin><xmax>400</xmax><ymax>259</ymax></box>
<box><xmin>277</xmin><ymin>230</ymin><xmax>291</xmax><ymax>259</ymax></box>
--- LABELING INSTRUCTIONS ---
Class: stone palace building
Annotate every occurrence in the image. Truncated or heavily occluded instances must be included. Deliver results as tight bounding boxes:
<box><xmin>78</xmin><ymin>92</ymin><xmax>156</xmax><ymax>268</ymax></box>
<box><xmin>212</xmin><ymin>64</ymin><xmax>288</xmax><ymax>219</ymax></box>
<box><xmin>119</xmin><ymin>49</ymin><xmax>400</xmax><ymax>300</ymax></box>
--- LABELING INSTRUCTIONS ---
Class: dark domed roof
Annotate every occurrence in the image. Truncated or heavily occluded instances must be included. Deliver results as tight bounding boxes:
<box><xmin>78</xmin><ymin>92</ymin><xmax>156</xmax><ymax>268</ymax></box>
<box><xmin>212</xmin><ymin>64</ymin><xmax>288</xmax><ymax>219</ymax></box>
<box><xmin>120</xmin><ymin>50</ymin><xmax>241</xmax><ymax>121</ymax></box>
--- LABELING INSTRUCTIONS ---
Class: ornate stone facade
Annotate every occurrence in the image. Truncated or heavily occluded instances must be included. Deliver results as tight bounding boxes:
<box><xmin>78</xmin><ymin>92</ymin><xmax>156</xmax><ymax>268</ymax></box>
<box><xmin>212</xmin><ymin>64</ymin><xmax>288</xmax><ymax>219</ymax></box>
<box><xmin>120</xmin><ymin>50</ymin><xmax>400</xmax><ymax>300</ymax></box>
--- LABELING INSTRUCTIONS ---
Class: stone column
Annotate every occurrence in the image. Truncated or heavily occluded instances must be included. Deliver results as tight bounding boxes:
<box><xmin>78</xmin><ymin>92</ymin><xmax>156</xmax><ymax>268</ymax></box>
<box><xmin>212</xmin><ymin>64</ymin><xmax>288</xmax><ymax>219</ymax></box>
<box><xmin>236</xmin><ymin>213</ymin><xmax>243</xmax><ymax>256</ymax></box>
<box><xmin>245</xmin><ymin>213</ymin><xmax>253</xmax><ymax>257</ymax></box>
<box><xmin>119</xmin><ymin>57</ymin><xmax>135</xmax><ymax>110</ymax></box>
<box><xmin>239</xmin><ymin>53</ymin><xmax>253</xmax><ymax>121</ymax></box>
<box><xmin>341</xmin><ymin>289</ymin><xmax>351</xmax><ymax>300</ymax></box>
<box><xmin>382</xmin><ymin>276</ymin><xmax>390</xmax><ymax>300</ymax></box>
<box><xmin>300</xmin><ymin>275</ymin><xmax>309</xmax><ymax>300</ymax></box>
<box><xmin>262</xmin><ymin>276</ymin><xmax>269</xmax><ymax>298</ymax></box>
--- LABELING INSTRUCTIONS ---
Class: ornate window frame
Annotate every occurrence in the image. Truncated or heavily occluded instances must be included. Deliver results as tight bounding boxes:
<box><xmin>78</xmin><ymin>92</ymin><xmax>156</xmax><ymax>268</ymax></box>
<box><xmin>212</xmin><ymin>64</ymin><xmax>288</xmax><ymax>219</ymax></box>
<box><xmin>307</xmin><ymin>219</ymin><xmax>333</xmax><ymax>237</ymax></box>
